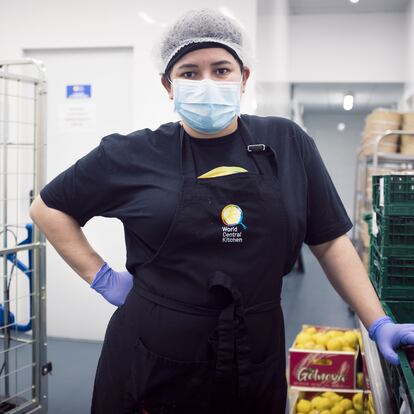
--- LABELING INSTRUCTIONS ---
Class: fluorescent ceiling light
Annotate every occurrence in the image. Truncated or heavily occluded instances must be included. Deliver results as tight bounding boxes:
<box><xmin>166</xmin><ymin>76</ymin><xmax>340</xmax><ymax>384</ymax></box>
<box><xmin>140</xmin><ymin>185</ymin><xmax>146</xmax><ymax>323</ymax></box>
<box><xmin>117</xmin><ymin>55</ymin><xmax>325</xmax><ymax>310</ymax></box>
<box><xmin>219</xmin><ymin>6</ymin><xmax>245</xmax><ymax>28</ymax></box>
<box><xmin>138</xmin><ymin>12</ymin><xmax>155</xmax><ymax>24</ymax></box>
<box><xmin>337</xmin><ymin>122</ymin><xmax>346</xmax><ymax>131</ymax></box>
<box><xmin>343</xmin><ymin>93</ymin><xmax>354</xmax><ymax>111</ymax></box>
<box><xmin>350</xmin><ymin>0</ymin><xmax>360</xmax><ymax>3</ymax></box>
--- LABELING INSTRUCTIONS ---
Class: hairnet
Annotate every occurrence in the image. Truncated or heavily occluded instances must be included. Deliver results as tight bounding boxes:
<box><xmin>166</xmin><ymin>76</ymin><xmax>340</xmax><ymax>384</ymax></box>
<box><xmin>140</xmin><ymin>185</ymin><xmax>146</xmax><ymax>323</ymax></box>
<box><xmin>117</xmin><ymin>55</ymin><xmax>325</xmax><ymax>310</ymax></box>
<box><xmin>154</xmin><ymin>9</ymin><xmax>252</xmax><ymax>75</ymax></box>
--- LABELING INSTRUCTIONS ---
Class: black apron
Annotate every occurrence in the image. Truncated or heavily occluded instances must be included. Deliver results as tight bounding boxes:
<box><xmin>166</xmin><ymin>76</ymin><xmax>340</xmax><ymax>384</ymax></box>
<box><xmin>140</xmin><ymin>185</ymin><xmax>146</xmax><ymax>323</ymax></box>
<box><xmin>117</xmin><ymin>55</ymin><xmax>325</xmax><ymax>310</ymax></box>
<box><xmin>91</xmin><ymin>118</ymin><xmax>292</xmax><ymax>414</ymax></box>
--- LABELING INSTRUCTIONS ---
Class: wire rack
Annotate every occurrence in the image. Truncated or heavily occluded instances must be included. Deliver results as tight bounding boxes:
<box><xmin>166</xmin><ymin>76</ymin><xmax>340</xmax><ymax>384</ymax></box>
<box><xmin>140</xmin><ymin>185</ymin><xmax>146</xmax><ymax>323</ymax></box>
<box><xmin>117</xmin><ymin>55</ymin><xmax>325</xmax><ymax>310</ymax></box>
<box><xmin>0</xmin><ymin>60</ymin><xmax>48</xmax><ymax>413</ymax></box>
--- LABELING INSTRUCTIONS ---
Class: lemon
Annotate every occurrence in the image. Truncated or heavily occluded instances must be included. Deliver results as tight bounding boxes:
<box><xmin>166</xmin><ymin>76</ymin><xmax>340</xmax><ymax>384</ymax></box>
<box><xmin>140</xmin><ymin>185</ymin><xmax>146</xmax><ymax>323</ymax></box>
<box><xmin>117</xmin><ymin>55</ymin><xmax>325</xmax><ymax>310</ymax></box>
<box><xmin>356</xmin><ymin>331</ymin><xmax>363</xmax><ymax>352</ymax></box>
<box><xmin>304</xmin><ymin>326</ymin><xmax>317</xmax><ymax>335</ymax></box>
<box><xmin>353</xmin><ymin>403</ymin><xmax>362</xmax><ymax>414</ymax></box>
<box><xmin>296</xmin><ymin>332</ymin><xmax>313</xmax><ymax>344</ymax></box>
<box><xmin>295</xmin><ymin>343</ymin><xmax>306</xmax><ymax>349</ymax></box>
<box><xmin>343</xmin><ymin>331</ymin><xmax>358</xmax><ymax>348</ymax></box>
<box><xmin>309</xmin><ymin>410</ymin><xmax>319</xmax><ymax>414</ymax></box>
<box><xmin>331</xmin><ymin>405</ymin><xmax>345</xmax><ymax>414</ymax></box>
<box><xmin>327</xmin><ymin>330</ymin><xmax>342</xmax><ymax>338</ymax></box>
<box><xmin>345</xmin><ymin>410</ymin><xmax>356</xmax><ymax>414</ymax></box>
<box><xmin>296</xmin><ymin>399</ymin><xmax>312</xmax><ymax>413</ymax></box>
<box><xmin>339</xmin><ymin>398</ymin><xmax>353</xmax><ymax>411</ymax></box>
<box><xmin>327</xmin><ymin>337</ymin><xmax>343</xmax><ymax>351</ymax></box>
<box><xmin>312</xmin><ymin>397</ymin><xmax>332</xmax><ymax>411</ymax></box>
<box><xmin>342</xmin><ymin>346</ymin><xmax>356</xmax><ymax>352</ymax></box>
<box><xmin>352</xmin><ymin>393</ymin><xmax>362</xmax><ymax>406</ymax></box>
<box><xmin>320</xmin><ymin>411</ymin><xmax>331</xmax><ymax>414</ymax></box>
<box><xmin>304</xmin><ymin>341</ymin><xmax>316</xmax><ymax>350</ymax></box>
<box><xmin>314</xmin><ymin>344</ymin><xmax>326</xmax><ymax>351</ymax></box>
<box><xmin>322</xmin><ymin>391</ymin><xmax>343</xmax><ymax>403</ymax></box>
<box><xmin>357</xmin><ymin>372</ymin><xmax>364</xmax><ymax>388</ymax></box>
<box><xmin>310</xmin><ymin>397</ymin><xmax>323</xmax><ymax>408</ymax></box>
<box><xmin>315</xmin><ymin>333</ymin><xmax>330</xmax><ymax>346</ymax></box>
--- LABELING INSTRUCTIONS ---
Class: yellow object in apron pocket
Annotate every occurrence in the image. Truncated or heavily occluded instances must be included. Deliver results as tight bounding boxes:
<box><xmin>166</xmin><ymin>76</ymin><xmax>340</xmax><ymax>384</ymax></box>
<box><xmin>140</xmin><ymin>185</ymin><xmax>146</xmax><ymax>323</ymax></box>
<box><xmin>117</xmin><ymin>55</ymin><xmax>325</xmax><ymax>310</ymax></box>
<box><xmin>197</xmin><ymin>166</ymin><xmax>248</xmax><ymax>179</ymax></box>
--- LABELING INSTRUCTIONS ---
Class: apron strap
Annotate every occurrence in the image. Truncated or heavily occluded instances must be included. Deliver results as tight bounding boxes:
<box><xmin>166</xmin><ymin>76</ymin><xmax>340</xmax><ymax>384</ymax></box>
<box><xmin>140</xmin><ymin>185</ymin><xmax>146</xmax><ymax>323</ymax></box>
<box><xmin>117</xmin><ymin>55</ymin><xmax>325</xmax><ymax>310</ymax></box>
<box><xmin>207</xmin><ymin>270</ymin><xmax>252</xmax><ymax>397</ymax></box>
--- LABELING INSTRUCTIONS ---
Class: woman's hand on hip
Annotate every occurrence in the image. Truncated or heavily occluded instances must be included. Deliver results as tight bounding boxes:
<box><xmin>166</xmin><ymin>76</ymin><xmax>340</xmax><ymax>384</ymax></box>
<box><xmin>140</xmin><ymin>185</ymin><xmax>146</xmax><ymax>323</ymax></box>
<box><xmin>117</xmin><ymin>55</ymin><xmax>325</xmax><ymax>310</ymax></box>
<box><xmin>90</xmin><ymin>262</ymin><xmax>133</xmax><ymax>307</ymax></box>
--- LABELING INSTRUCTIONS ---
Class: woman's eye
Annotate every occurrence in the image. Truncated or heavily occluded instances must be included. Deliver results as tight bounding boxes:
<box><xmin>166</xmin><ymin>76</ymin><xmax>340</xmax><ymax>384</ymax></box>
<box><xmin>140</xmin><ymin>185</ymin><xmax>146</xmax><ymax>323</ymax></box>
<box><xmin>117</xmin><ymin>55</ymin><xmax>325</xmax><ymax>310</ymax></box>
<box><xmin>217</xmin><ymin>68</ymin><xmax>229</xmax><ymax>75</ymax></box>
<box><xmin>182</xmin><ymin>72</ymin><xmax>196</xmax><ymax>78</ymax></box>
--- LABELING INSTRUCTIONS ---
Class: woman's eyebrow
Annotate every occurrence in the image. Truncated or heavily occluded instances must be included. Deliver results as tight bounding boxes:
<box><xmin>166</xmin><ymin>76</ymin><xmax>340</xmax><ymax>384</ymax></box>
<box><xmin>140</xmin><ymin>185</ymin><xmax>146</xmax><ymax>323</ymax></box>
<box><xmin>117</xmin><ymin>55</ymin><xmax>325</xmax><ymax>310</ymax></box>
<box><xmin>211</xmin><ymin>60</ymin><xmax>232</xmax><ymax>66</ymax></box>
<box><xmin>176</xmin><ymin>63</ymin><xmax>198</xmax><ymax>70</ymax></box>
<box><xmin>176</xmin><ymin>60</ymin><xmax>233</xmax><ymax>70</ymax></box>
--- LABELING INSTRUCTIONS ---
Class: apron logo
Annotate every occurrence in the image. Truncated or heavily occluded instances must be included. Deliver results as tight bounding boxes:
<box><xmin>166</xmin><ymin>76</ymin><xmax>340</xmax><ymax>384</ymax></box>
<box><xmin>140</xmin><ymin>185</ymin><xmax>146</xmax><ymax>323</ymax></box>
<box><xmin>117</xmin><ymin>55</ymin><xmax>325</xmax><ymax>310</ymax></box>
<box><xmin>221</xmin><ymin>204</ymin><xmax>246</xmax><ymax>243</ymax></box>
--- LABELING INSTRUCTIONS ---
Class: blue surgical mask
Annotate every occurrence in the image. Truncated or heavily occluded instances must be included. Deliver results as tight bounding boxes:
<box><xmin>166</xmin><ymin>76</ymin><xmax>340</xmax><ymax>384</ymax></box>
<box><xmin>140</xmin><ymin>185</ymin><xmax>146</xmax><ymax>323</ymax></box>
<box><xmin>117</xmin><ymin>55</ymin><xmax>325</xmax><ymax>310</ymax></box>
<box><xmin>171</xmin><ymin>78</ymin><xmax>242</xmax><ymax>134</ymax></box>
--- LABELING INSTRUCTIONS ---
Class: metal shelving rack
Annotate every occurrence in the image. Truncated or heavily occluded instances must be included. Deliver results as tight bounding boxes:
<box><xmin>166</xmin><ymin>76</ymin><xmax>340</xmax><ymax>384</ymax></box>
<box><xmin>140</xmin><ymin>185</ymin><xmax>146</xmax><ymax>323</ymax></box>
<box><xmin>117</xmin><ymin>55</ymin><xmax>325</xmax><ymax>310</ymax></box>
<box><xmin>352</xmin><ymin>130</ymin><xmax>414</xmax><ymax>414</ymax></box>
<box><xmin>353</xmin><ymin>130</ymin><xmax>414</xmax><ymax>256</ymax></box>
<box><xmin>0</xmin><ymin>59</ymin><xmax>49</xmax><ymax>413</ymax></box>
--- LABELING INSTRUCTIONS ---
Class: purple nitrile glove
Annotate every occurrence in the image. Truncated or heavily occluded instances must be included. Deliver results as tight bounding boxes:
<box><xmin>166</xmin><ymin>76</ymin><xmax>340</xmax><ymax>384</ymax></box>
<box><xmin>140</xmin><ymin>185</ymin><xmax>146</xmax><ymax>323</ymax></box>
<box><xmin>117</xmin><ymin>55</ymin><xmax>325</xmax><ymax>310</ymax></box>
<box><xmin>369</xmin><ymin>316</ymin><xmax>414</xmax><ymax>366</ymax></box>
<box><xmin>90</xmin><ymin>262</ymin><xmax>133</xmax><ymax>307</ymax></box>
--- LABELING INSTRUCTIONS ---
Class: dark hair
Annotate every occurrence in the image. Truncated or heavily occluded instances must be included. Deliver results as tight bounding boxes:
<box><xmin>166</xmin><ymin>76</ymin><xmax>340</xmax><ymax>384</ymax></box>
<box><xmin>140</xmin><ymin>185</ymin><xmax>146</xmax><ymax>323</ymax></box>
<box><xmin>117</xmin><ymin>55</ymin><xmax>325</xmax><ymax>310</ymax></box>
<box><xmin>164</xmin><ymin>42</ymin><xmax>244</xmax><ymax>81</ymax></box>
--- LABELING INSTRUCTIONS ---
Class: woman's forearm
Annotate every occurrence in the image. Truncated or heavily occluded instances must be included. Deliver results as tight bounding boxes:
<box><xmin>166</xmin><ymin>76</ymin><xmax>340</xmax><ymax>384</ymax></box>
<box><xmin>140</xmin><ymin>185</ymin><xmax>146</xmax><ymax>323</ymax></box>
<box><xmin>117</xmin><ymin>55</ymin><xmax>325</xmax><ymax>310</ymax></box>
<box><xmin>29</xmin><ymin>195</ymin><xmax>104</xmax><ymax>284</ymax></box>
<box><xmin>309</xmin><ymin>234</ymin><xmax>385</xmax><ymax>330</ymax></box>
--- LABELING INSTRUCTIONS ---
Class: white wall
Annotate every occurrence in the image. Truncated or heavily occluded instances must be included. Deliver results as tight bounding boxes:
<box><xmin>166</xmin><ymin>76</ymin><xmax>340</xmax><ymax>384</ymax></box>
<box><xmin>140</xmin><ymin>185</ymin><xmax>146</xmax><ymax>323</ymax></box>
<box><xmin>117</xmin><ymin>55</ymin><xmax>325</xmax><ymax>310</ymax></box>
<box><xmin>290</xmin><ymin>13</ymin><xmax>407</xmax><ymax>83</ymax></box>
<box><xmin>0</xmin><ymin>0</ymin><xmax>258</xmax><ymax>130</ymax></box>
<box><xmin>303</xmin><ymin>110</ymin><xmax>370</xmax><ymax>223</ymax></box>
<box><xmin>405</xmin><ymin>0</ymin><xmax>414</xmax><ymax>109</ymax></box>
<box><xmin>256</xmin><ymin>0</ymin><xmax>291</xmax><ymax>117</ymax></box>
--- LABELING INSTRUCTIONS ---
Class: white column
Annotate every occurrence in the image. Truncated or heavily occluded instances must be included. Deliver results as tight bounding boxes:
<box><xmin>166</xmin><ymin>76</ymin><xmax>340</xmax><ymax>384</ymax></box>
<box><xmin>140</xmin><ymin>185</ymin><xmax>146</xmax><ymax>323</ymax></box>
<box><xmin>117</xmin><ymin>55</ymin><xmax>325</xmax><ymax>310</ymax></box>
<box><xmin>255</xmin><ymin>0</ymin><xmax>291</xmax><ymax>118</ymax></box>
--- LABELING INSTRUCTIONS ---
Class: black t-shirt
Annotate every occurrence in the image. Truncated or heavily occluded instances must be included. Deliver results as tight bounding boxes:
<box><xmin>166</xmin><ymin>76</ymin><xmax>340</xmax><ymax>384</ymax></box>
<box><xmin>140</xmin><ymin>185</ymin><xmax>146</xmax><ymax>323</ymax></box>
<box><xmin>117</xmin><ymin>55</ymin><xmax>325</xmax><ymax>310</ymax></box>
<box><xmin>40</xmin><ymin>115</ymin><xmax>353</xmax><ymax>275</ymax></box>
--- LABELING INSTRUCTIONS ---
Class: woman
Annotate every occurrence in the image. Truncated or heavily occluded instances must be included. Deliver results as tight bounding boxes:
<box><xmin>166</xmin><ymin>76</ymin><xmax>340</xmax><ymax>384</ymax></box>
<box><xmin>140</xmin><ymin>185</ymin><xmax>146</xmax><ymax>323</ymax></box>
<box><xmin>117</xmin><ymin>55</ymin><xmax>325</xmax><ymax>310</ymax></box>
<box><xmin>29</xmin><ymin>8</ymin><xmax>414</xmax><ymax>414</ymax></box>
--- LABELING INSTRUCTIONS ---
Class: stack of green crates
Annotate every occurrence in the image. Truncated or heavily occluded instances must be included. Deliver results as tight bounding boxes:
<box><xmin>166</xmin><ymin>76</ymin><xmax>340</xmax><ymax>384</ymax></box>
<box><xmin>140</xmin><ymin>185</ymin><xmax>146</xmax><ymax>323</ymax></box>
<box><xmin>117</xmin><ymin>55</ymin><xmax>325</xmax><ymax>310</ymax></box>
<box><xmin>370</xmin><ymin>174</ymin><xmax>414</xmax><ymax>300</ymax></box>
<box><xmin>370</xmin><ymin>174</ymin><xmax>414</xmax><ymax>410</ymax></box>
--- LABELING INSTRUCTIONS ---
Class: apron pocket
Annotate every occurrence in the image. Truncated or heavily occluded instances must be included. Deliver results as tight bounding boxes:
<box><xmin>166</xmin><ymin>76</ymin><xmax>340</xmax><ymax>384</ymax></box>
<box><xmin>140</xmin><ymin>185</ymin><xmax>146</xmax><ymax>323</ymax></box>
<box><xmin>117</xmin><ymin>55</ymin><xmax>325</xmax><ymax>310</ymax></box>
<box><xmin>131</xmin><ymin>337</ymin><xmax>216</xmax><ymax>413</ymax></box>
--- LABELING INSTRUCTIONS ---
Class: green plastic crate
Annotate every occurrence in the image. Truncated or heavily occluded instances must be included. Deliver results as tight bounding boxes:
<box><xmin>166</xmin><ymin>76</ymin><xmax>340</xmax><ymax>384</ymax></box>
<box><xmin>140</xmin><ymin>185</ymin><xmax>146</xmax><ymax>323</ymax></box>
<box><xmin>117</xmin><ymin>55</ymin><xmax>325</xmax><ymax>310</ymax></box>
<box><xmin>372</xmin><ymin>213</ymin><xmax>414</xmax><ymax>257</ymax></box>
<box><xmin>369</xmin><ymin>244</ymin><xmax>414</xmax><ymax>300</ymax></box>
<box><xmin>381</xmin><ymin>301</ymin><xmax>414</xmax><ymax>412</ymax></box>
<box><xmin>373</xmin><ymin>175</ymin><xmax>414</xmax><ymax>216</ymax></box>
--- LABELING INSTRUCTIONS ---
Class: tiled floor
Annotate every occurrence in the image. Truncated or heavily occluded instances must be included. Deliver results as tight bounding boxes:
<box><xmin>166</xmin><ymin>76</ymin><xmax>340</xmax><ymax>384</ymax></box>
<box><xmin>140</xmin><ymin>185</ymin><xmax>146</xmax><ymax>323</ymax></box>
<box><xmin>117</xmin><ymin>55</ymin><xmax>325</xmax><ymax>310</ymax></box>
<box><xmin>45</xmin><ymin>245</ymin><xmax>356</xmax><ymax>413</ymax></box>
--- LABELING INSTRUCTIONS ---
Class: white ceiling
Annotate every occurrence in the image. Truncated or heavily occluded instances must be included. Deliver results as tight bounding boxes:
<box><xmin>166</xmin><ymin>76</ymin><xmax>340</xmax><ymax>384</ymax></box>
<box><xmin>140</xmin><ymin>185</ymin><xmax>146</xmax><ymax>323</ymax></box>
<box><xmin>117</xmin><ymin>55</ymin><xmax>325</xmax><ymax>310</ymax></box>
<box><xmin>293</xmin><ymin>83</ymin><xmax>404</xmax><ymax>112</ymax></box>
<box><xmin>289</xmin><ymin>0</ymin><xmax>410</xmax><ymax>15</ymax></box>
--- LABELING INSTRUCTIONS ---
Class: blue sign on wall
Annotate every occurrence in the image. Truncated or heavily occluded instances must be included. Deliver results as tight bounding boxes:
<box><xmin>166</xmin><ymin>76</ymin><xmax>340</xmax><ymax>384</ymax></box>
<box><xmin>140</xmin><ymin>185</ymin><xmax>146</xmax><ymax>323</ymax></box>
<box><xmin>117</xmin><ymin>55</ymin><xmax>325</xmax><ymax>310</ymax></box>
<box><xmin>66</xmin><ymin>84</ymin><xmax>92</xmax><ymax>99</ymax></box>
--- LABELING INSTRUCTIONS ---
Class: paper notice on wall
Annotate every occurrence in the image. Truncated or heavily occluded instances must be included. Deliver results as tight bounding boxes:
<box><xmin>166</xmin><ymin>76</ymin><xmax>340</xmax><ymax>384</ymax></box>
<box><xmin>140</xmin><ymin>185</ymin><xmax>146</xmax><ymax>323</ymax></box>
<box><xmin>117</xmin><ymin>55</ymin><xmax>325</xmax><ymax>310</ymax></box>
<box><xmin>58</xmin><ymin>100</ymin><xmax>96</xmax><ymax>132</ymax></box>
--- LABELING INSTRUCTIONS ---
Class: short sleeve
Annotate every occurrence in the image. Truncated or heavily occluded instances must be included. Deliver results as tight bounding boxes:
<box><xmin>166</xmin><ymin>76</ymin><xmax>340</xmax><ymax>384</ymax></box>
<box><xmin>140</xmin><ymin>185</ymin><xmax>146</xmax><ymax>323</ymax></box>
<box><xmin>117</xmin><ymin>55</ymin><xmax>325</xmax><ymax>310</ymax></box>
<box><xmin>40</xmin><ymin>136</ymin><xmax>120</xmax><ymax>227</ymax></box>
<box><xmin>298</xmin><ymin>127</ymin><xmax>353</xmax><ymax>245</ymax></box>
